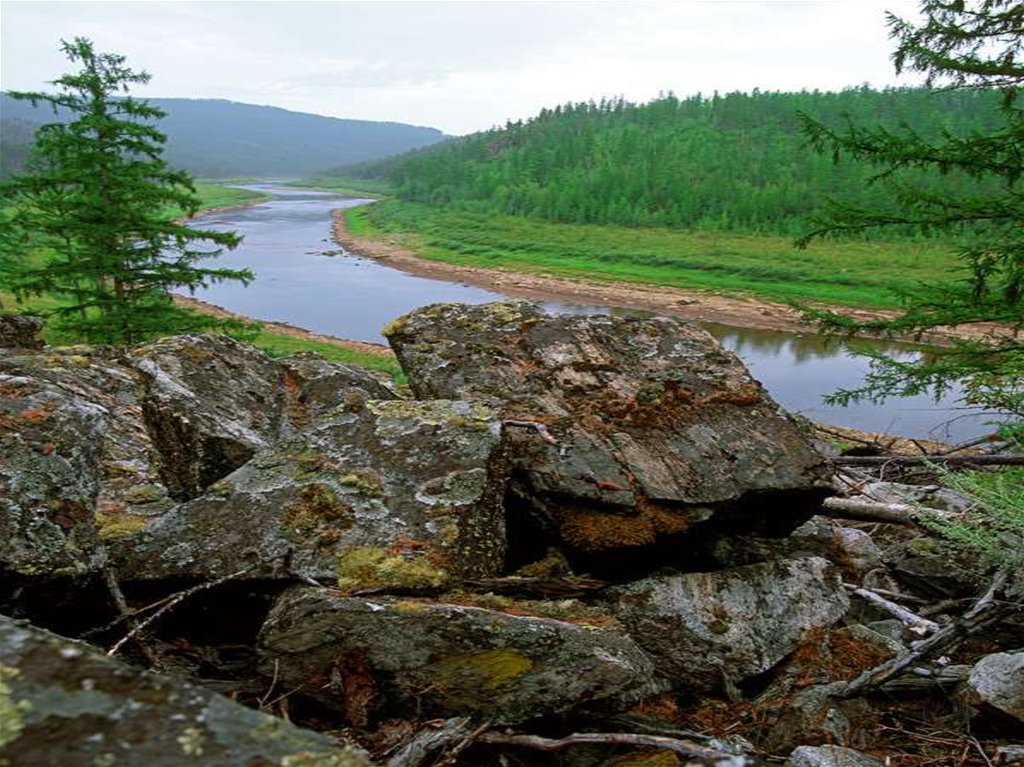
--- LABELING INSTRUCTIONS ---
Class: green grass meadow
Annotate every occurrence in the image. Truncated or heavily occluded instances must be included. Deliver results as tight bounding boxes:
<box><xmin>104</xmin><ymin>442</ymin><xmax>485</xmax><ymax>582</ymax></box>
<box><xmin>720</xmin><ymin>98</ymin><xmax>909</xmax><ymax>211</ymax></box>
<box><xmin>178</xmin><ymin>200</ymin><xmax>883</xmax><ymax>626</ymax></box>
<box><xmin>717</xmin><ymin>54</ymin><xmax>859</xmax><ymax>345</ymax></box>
<box><xmin>348</xmin><ymin>200</ymin><xmax>964</xmax><ymax>310</ymax></box>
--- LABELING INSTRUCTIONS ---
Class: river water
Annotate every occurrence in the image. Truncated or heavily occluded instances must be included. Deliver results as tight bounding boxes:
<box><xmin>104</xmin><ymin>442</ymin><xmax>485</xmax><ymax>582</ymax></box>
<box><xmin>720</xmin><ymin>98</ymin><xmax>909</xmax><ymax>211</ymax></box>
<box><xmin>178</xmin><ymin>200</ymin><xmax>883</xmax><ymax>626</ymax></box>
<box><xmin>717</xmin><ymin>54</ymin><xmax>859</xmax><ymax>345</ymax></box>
<box><xmin>190</xmin><ymin>185</ymin><xmax>998</xmax><ymax>442</ymax></box>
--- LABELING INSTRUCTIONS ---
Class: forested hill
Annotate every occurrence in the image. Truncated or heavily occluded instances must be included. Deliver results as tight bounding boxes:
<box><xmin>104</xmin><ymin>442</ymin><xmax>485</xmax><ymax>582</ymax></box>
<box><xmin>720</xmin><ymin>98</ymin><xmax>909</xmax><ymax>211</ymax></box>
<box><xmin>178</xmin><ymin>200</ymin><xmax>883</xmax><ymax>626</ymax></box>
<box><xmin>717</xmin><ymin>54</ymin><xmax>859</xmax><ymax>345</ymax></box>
<box><xmin>0</xmin><ymin>96</ymin><xmax>446</xmax><ymax>178</ymax></box>
<box><xmin>339</xmin><ymin>87</ymin><xmax>1002</xmax><ymax>235</ymax></box>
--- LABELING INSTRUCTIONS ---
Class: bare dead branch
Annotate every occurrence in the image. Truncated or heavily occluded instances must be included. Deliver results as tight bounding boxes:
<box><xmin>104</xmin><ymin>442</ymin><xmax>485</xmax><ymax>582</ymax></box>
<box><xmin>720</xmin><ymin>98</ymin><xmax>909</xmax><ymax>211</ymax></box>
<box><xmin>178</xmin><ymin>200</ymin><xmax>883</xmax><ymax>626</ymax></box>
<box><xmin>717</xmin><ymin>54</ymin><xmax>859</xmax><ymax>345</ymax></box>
<box><xmin>831</xmin><ymin>454</ymin><xmax>1024</xmax><ymax>468</ymax></box>
<box><xmin>107</xmin><ymin>563</ymin><xmax>259</xmax><ymax>657</ymax></box>
<box><xmin>844</xmin><ymin>583</ymin><xmax>942</xmax><ymax>635</ymax></box>
<box><xmin>476</xmin><ymin>730</ymin><xmax>746</xmax><ymax>762</ymax></box>
<box><xmin>838</xmin><ymin>569</ymin><xmax>1013</xmax><ymax>698</ymax></box>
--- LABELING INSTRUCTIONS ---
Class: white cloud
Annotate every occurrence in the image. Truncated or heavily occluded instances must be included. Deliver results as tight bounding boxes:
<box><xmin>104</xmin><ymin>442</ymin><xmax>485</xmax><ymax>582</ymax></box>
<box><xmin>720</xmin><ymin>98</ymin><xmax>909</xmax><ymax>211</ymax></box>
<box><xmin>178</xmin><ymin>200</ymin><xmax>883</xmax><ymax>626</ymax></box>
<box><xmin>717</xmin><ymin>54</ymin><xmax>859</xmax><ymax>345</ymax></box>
<box><xmin>1</xmin><ymin>0</ymin><xmax>923</xmax><ymax>134</ymax></box>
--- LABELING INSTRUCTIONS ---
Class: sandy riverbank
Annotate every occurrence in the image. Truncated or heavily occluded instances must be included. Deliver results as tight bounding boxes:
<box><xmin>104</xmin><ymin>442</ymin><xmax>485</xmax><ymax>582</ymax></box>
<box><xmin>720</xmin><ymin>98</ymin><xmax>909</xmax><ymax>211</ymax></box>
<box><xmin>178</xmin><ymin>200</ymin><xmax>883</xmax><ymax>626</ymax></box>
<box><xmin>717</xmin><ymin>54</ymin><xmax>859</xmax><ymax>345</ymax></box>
<box><xmin>330</xmin><ymin>208</ymin><xmax>1012</xmax><ymax>345</ymax></box>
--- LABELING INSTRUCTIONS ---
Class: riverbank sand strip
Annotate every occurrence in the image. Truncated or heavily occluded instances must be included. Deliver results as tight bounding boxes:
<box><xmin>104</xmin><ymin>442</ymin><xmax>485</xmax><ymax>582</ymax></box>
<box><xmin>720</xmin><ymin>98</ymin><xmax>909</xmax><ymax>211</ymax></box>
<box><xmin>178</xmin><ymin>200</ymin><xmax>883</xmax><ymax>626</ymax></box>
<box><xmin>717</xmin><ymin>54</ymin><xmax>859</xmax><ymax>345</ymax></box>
<box><xmin>330</xmin><ymin>209</ymin><xmax>1012</xmax><ymax>345</ymax></box>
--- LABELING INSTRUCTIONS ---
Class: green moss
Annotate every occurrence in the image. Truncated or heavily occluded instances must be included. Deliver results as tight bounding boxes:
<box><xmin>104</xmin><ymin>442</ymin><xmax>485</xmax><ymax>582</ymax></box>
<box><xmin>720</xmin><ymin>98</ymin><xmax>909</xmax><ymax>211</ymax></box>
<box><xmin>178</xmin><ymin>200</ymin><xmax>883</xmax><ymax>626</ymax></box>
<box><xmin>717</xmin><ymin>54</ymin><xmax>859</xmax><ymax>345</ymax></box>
<box><xmin>177</xmin><ymin>726</ymin><xmax>206</xmax><ymax>757</ymax></box>
<box><xmin>380</xmin><ymin>315</ymin><xmax>410</xmax><ymax>337</ymax></box>
<box><xmin>123</xmin><ymin>484</ymin><xmax>166</xmax><ymax>504</ymax></box>
<box><xmin>335</xmin><ymin>547</ymin><xmax>450</xmax><ymax>592</ymax></box>
<box><xmin>95</xmin><ymin>512</ymin><xmax>148</xmax><ymax>540</ymax></box>
<box><xmin>338</xmin><ymin>471</ymin><xmax>384</xmax><ymax>497</ymax></box>
<box><xmin>432</xmin><ymin>649</ymin><xmax>534</xmax><ymax>697</ymax></box>
<box><xmin>280</xmin><ymin>485</ymin><xmax>354</xmax><ymax>544</ymax></box>
<box><xmin>0</xmin><ymin>665</ymin><xmax>31</xmax><ymax>749</ymax></box>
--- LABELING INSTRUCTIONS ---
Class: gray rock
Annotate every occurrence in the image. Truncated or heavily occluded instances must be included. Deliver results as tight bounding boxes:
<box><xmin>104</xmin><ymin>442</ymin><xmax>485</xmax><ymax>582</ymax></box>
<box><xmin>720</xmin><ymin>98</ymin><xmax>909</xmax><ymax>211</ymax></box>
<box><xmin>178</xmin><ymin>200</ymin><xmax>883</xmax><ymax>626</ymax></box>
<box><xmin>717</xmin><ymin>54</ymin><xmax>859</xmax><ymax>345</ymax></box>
<box><xmin>0</xmin><ymin>614</ymin><xmax>372</xmax><ymax>767</ymax></box>
<box><xmin>0</xmin><ymin>315</ymin><xmax>44</xmax><ymax>350</ymax></box>
<box><xmin>385</xmin><ymin>302</ymin><xmax>830</xmax><ymax>555</ymax></box>
<box><xmin>610</xmin><ymin>557</ymin><xmax>848</xmax><ymax>690</ymax></box>
<box><xmin>129</xmin><ymin>335</ymin><xmax>397</xmax><ymax>501</ymax></box>
<box><xmin>968</xmin><ymin>652</ymin><xmax>1024</xmax><ymax>723</ymax></box>
<box><xmin>257</xmin><ymin>586</ymin><xmax>663</xmax><ymax>724</ymax></box>
<box><xmin>786</xmin><ymin>745</ymin><xmax>884</xmax><ymax>767</ymax></box>
<box><xmin>115</xmin><ymin>399</ymin><xmax>507</xmax><ymax>583</ymax></box>
<box><xmin>0</xmin><ymin>348</ymin><xmax>169</xmax><ymax>576</ymax></box>
<box><xmin>761</xmin><ymin>682</ymin><xmax>876</xmax><ymax>754</ymax></box>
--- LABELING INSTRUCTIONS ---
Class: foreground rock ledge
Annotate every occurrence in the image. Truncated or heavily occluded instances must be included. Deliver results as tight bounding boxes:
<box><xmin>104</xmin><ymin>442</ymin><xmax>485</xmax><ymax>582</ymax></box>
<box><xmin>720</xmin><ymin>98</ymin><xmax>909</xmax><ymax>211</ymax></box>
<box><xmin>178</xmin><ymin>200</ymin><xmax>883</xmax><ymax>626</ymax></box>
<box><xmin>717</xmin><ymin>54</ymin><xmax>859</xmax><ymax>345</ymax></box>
<box><xmin>0</xmin><ymin>614</ymin><xmax>371</xmax><ymax>767</ymax></box>
<box><xmin>386</xmin><ymin>302</ymin><xmax>831</xmax><ymax>558</ymax></box>
<box><xmin>610</xmin><ymin>556</ymin><xmax>849</xmax><ymax>691</ymax></box>
<box><xmin>257</xmin><ymin>586</ymin><xmax>664</xmax><ymax>724</ymax></box>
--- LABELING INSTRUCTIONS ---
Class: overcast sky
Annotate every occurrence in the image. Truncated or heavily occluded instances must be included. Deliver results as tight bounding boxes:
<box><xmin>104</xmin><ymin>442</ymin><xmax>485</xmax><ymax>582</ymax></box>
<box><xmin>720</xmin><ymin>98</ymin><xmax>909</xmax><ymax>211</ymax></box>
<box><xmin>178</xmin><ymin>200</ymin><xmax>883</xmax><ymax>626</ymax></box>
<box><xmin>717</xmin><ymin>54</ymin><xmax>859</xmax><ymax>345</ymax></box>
<box><xmin>1</xmin><ymin>1</ymin><xmax>923</xmax><ymax>135</ymax></box>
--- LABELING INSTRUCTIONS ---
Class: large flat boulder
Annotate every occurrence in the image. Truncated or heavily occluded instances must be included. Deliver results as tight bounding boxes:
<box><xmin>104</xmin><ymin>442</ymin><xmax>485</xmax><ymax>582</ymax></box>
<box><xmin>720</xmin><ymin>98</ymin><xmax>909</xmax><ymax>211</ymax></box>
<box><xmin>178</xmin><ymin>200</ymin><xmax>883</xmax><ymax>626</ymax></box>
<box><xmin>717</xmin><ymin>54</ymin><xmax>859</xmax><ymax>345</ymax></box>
<box><xmin>257</xmin><ymin>586</ymin><xmax>663</xmax><ymax>724</ymax></box>
<box><xmin>967</xmin><ymin>651</ymin><xmax>1024</xmax><ymax>724</ymax></box>
<box><xmin>0</xmin><ymin>614</ymin><xmax>371</xmax><ymax>766</ymax></box>
<box><xmin>385</xmin><ymin>302</ymin><xmax>830</xmax><ymax>557</ymax></box>
<box><xmin>610</xmin><ymin>557</ymin><xmax>849</xmax><ymax>691</ymax></box>
<box><xmin>114</xmin><ymin>399</ymin><xmax>508</xmax><ymax>583</ymax></box>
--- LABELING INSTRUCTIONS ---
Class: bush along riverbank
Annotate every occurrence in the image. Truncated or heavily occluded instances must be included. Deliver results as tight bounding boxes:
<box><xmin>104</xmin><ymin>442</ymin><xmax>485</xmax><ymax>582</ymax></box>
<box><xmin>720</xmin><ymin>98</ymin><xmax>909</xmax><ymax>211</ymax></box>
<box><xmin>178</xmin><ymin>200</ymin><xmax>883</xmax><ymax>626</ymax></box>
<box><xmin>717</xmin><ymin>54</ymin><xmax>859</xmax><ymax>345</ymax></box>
<box><xmin>2</xmin><ymin>305</ymin><xmax>1021</xmax><ymax>766</ymax></box>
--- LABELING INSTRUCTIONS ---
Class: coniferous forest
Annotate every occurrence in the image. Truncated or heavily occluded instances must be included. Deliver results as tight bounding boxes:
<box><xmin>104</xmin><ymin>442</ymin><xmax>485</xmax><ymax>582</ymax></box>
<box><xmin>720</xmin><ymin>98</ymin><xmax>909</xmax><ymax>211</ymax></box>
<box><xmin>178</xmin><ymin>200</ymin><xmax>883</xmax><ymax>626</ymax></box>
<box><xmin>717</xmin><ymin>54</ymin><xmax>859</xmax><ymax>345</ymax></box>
<box><xmin>339</xmin><ymin>87</ymin><xmax>1003</xmax><ymax>236</ymax></box>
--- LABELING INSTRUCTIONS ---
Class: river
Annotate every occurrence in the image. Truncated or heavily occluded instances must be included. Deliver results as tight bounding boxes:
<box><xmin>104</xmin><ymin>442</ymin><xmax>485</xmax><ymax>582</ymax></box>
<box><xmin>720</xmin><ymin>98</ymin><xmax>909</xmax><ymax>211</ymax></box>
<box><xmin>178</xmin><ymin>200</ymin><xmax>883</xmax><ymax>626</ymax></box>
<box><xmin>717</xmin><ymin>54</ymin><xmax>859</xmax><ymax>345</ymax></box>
<box><xmin>190</xmin><ymin>185</ymin><xmax>999</xmax><ymax>443</ymax></box>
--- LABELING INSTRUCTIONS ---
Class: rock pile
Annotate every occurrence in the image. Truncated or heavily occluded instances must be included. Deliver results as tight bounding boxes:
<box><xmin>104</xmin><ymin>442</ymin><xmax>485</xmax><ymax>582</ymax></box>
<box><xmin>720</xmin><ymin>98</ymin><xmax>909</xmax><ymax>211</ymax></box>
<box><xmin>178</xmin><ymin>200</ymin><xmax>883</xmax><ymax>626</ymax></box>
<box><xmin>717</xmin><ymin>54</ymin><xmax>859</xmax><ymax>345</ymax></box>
<box><xmin>2</xmin><ymin>303</ymin><xmax>1020</xmax><ymax>766</ymax></box>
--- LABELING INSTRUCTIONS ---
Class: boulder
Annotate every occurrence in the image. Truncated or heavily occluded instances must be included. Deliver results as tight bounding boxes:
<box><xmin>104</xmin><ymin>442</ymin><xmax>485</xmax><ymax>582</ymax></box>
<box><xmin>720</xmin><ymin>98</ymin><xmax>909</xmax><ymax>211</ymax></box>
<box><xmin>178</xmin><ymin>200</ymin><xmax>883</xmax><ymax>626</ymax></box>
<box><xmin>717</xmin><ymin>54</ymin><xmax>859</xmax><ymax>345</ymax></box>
<box><xmin>0</xmin><ymin>315</ymin><xmax>44</xmax><ymax>350</ymax></box>
<box><xmin>761</xmin><ymin>682</ymin><xmax>877</xmax><ymax>754</ymax></box>
<box><xmin>114</xmin><ymin>399</ymin><xmax>508</xmax><ymax>584</ymax></box>
<box><xmin>385</xmin><ymin>302</ymin><xmax>830</xmax><ymax>561</ymax></box>
<box><xmin>0</xmin><ymin>347</ymin><xmax>169</xmax><ymax>577</ymax></box>
<box><xmin>129</xmin><ymin>335</ymin><xmax>395</xmax><ymax>500</ymax></box>
<box><xmin>610</xmin><ymin>557</ymin><xmax>848</xmax><ymax>691</ymax></box>
<box><xmin>786</xmin><ymin>745</ymin><xmax>884</xmax><ymax>767</ymax></box>
<box><xmin>967</xmin><ymin>652</ymin><xmax>1024</xmax><ymax>723</ymax></box>
<box><xmin>0</xmin><ymin>614</ymin><xmax>372</xmax><ymax>767</ymax></box>
<box><xmin>257</xmin><ymin>586</ymin><xmax>663</xmax><ymax>724</ymax></box>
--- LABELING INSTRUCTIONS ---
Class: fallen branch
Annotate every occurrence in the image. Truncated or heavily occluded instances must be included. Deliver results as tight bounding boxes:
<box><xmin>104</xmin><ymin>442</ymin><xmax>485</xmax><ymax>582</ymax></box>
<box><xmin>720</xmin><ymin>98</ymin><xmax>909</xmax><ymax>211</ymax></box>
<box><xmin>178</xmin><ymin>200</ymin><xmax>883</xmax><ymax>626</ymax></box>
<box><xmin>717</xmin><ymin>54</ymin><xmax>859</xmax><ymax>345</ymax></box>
<box><xmin>102</xmin><ymin>567</ymin><xmax>159</xmax><ymax>665</ymax></box>
<box><xmin>821</xmin><ymin>496</ymin><xmax>922</xmax><ymax>526</ymax></box>
<box><xmin>844</xmin><ymin>583</ymin><xmax>941</xmax><ymax>635</ymax></box>
<box><xmin>878</xmin><ymin>665</ymin><xmax>971</xmax><ymax>694</ymax></box>
<box><xmin>838</xmin><ymin>569</ymin><xmax>1012</xmax><ymax>698</ymax></box>
<box><xmin>831</xmin><ymin>454</ymin><xmax>1024</xmax><ymax>468</ymax></box>
<box><xmin>387</xmin><ymin>718</ymin><xmax>475</xmax><ymax>767</ymax></box>
<box><xmin>107</xmin><ymin>563</ymin><xmax>259</xmax><ymax>657</ymax></box>
<box><xmin>476</xmin><ymin>730</ymin><xmax>747</xmax><ymax>762</ymax></box>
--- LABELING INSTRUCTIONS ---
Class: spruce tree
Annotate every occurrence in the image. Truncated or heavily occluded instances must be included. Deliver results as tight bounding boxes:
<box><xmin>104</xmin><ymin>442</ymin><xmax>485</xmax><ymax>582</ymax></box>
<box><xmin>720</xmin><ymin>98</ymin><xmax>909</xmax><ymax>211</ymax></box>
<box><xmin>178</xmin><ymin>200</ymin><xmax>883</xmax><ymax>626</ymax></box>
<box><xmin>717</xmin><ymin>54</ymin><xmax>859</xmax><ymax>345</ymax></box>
<box><xmin>797</xmin><ymin>0</ymin><xmax>1023</xmax><ymax>428</ymax></box>
<box><xmin>0</xmin><ymin>38</ymin><xmax>252</xmax><ymax>345</ymax></box>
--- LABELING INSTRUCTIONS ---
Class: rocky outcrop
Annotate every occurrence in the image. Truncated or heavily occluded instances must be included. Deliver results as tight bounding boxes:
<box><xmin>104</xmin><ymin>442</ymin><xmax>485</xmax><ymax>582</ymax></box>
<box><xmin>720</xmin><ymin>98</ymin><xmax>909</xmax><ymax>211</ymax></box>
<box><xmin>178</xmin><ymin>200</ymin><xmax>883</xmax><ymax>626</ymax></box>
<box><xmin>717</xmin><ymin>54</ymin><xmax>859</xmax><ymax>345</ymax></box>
<box><xmin>0</xmin><ymin>315</ymin><xmax>44</xmax><ymax>350</ymax></box>
<box><xmin>385</xmin><ymin>302</ymin><xmax>830</xmax><ymax>563</ymax></box>
<box><xmin>967</xmin><ymin>652</ymin><xmax>1024</xmax><ymax>723</ymax></box>
<box><xmin>116</xmin><ymin>399</ymin><xmax>508</xmax><ymax>583</ymax></box>
<box><xmin>0</xmin><ymin>347</ymin><xmax>167</xmax><ymax>577</ymax></box>
<box><xmin>0</xmin><ymin>614</ymin><xmax>372</xmax><ymax>766</ymax></box>
<box><xmin>131</xmin><ymin>335</ymin><xmax>396</xmax><ymax>501</ymax></box>
<box><xmin>257</xmin><ymin>586</ymin><xmax>662</xmax><ymax>724</ymax></box>
<box><xmin>786</xmin><ymin>745</ymin><xmax>884</xmax><ymax>767</ymax></box>
<box><xmin>609</xmin><ymin>557</ymin><xmax>848</xmax><ymax>691</ymax></box>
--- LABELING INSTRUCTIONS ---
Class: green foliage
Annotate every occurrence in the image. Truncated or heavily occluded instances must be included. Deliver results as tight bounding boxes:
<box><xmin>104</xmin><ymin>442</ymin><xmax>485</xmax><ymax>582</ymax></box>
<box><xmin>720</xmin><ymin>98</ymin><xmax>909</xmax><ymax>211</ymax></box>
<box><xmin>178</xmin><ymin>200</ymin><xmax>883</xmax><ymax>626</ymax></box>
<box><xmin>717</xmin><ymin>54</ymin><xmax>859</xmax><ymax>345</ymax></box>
<box><xmin>799</xmin><ymin>0</ymin><xmax>1024</xmax><ymax>425</ymax></box>
<box><xmin>350</xmin><ymin>200</ymin><xmax>959</xmax><ymax>309</ymax></box>
<box><xmin>0</xmin><ymin>38</ymin><xmax>252</xmax><ymax>345</ymax></box>
<box><xmin>342</xmin><ymin>87</ymin><xmax>1003</xmax><ymax>236</ymax></box>
<box><xmin>920</xmin><ymin>468</ymin><xmax>1024</xmax><ymax>573</ymax></box>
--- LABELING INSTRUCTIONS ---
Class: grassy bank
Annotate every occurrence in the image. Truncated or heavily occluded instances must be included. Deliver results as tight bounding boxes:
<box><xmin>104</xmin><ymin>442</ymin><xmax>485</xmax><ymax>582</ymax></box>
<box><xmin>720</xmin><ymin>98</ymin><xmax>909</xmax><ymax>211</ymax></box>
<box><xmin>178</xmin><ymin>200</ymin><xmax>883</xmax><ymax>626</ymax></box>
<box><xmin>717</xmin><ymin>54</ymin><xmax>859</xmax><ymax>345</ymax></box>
<box><xmin>2</xmin><ymin>182</ymin><xmax>407</xmax><ymax>381</ymax></box>
<box><xmin>347</xmin><ymin>200</ymin><xmax>962</xmax><ymax>310</ymax></box>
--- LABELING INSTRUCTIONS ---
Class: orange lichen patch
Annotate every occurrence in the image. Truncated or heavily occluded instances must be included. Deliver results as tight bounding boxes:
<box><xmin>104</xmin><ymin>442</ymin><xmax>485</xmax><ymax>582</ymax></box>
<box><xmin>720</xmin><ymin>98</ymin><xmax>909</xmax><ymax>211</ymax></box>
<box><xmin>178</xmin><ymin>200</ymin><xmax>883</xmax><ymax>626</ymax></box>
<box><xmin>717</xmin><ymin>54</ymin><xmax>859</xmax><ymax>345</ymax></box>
<box><xmin>19</xmin><ymin>408</ymin><xmax>53</xmax><ymax>423</ymax></box>
<box><xmin>0</xmin><ymin>412</ymin><xmax>20</xmax><ymax>436</ymax></box>
<box><xmin>558</xmin><ymin>497</ymin><xmax>693</xmax><ymax>551</ymax></box>
<box><xmin>281</xmin><ymin>370</ymin><xmax>310</xmax><ymax>428</ymax></box>
<box><xmin>697</xmin><ymin>382</ymin><xmax>763</xmax><ymax>407</ymax></box>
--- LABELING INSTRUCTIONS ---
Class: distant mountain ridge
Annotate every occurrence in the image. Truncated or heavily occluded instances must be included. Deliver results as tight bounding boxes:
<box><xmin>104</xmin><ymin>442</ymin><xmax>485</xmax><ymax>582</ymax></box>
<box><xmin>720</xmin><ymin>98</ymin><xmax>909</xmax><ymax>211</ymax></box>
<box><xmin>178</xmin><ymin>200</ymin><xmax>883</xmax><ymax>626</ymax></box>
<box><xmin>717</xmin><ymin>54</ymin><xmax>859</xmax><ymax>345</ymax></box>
<box><xmin>0</xmin><ymin>95</ymin><xmax>447</xmax><ymax>178</ymax></box>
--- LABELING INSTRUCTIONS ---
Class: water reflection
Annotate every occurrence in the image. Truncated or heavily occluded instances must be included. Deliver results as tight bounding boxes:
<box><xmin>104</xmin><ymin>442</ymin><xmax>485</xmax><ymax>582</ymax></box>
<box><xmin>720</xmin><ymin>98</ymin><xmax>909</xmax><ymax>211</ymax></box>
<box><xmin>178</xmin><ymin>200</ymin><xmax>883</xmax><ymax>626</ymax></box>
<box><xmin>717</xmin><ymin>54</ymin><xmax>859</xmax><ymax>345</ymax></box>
<box><xmin>190</xmin><ymin>185</ymin><xmax>1000</xmax><ymax>442</ymax></box>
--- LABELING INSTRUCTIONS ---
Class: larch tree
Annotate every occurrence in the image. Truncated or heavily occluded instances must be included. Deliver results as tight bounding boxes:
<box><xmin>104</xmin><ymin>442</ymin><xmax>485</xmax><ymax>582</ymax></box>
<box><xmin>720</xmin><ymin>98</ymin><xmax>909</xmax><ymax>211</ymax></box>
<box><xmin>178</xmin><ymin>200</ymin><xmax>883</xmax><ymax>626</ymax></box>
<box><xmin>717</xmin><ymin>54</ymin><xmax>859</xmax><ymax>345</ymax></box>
<box><xmin>0</xmin><ymin>37</ymin><xmax>252</xmax><ymax>345</ymax></box>
<box><xmin>798</xmin><ymin>0</ymin><xmax>1024</xmax><ymax>431</ymax></box>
